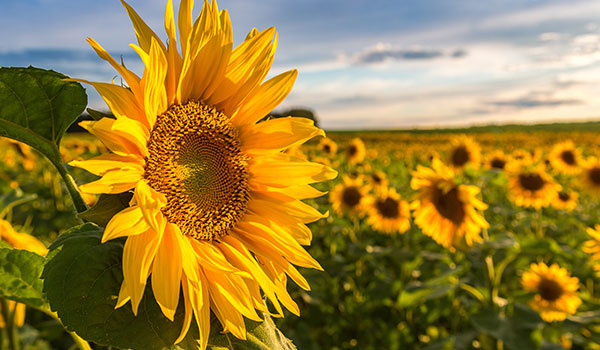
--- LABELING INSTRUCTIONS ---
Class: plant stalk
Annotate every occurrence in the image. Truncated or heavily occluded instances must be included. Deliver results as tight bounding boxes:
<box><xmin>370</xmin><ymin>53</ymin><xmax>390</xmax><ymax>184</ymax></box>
<box><xmin>0</xmin><ymin>299</ymin><xmax>19</xmax><ymax>350</ymax></box>
<box><xmin>49</xmin><ymin>155</ymin><xmax>88</xmax><ymax>214</ymax></box>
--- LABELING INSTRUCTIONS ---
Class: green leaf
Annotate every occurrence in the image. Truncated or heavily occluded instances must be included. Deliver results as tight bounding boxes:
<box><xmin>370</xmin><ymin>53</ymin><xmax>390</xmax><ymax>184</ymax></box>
<box><xmin>0</xmin><ymin>66</ymin><xmax>87</xmax><ymax>164</ymax></box>
<box><xmin>78</xmin><ymin>193</ymin><xmax>133</xmax><ymax>227</ymax></box>
<box><xmin>0</xmin><ymin>248</ymin><xmax>46</xmax><ymax>308</ymax></box>
<box><xmin>0</xmin><ymin>187</ymin><xmax>37</xmax><ymax>218</ymax></box>
<box><xmin>86</xmin><ymin>107</ymin><xmax>113</xmax><ymax>121</ymax></box>
<box><xmin>471</xmin><ymin>306</ymin><xmax>541</xmax><ymax>350</ymax></box>
<box><xmin>42</xmin><ymin>223</ymin><xmax>185</xmax><ymax>350</ymax></box>
<box><xmin>201</xmin><ymin>313</ymin><xmax>296</xmax><ymax>350</ymax></box>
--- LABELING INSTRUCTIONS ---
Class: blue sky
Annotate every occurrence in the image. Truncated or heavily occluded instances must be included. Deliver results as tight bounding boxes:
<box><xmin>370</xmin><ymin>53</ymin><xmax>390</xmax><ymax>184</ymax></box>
<box><xmin>2</xmin><ymin>0</ymin><xmax>600</xmax><ymax>129</ymax></box>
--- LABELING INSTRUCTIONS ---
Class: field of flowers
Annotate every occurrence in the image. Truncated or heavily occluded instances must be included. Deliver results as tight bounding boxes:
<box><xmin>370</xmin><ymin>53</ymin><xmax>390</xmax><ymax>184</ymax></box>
<box><xmin>2</xmin><ymin>126</ymin><xmax>600</xmax><ymax>349</ymax></box>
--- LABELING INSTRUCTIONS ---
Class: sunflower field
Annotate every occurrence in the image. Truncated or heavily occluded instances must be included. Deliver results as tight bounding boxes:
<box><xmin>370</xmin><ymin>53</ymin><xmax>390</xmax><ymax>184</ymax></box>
<box><xmin>1</xmin><ymin>1</ymin><xmax>600</xmax><ymax>349</ymax></box>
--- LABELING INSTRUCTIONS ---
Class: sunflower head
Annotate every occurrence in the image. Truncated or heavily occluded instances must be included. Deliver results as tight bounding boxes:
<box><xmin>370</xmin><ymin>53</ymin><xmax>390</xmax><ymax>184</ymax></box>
<box><xmin>318</xmin><ymin>137</ymin><xmax>338</xmax><ymax>156</ymax></box>
<box><xmin>346</xmin><ymin>138</ymin><xmax>366</xmax><ymax>164</ymax></box>
<box><xmin>521</xmin><ymin>262</ymin><xmax>581</xmax><ymax>322</ymax></box>
<box><xmin>485</xmin><ymin>150</ymin><xmax>509</xmax><ymax>171</ymax></box>
<box><xmin>69</xmin><ymin>0</ymin><xmax>337</xmax><ymax>345</ymax></box>
<box><xmin>507</xmin><ymin>163</ymin><xmax>561</xmax><ymax>208</ymax></box>
<box><xmin>551</xmin><ymin>190</ymin><xmax>578</xmax><ymax>211</ymax></box>
<box><xmin>330</xmin><ymin>176</ymin><xmax>370</xmax><ymax>216</ymax></box>
<box><xmin>447</xmin><ymin>135</ymin><xmax>481</xmax><ymax>170</ymax></box>
<box><xmin>0</xmin><ymin>219</ymin><xmax>47</xmax><ymax>256</ymax></box>
<box><xmin>580</xmin><ymin>157</ymin><xmax>600</xmax><ymax>196</ymax></box>
<box><xmin>549</xmin><ymin>141</ymin><xmax>581</xmax><ymax>174</ymax></box>
<box><xmin>583</xmin><ymin>225</ymin><xmax>600</xmax><ymax>277</ymax></box>
<box><xmin>410</xmin><ymin>159</ymin><xmax>488</xmax><ymax>249</ymax></box>
<box><xmin>368</xmin><ymin>170</ymin><xmax>389</xmax><ymax>189</ymax></box>
<box><xmin>366</xmin><ymin>187</ymin><xmax>410</xmax><ymax>234</ymax></box>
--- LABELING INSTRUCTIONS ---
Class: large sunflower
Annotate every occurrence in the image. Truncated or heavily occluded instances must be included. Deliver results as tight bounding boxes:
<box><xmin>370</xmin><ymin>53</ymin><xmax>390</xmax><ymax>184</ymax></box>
<box><xmin>410</xmin><ymin>159</ymin><xmax>488</xmax><ymax>249</ymax></box>
<box><xmin>549</xmin><ymin>141</ymin><xmax>581</xmax><ymax>174</ymax></box>
<box><xmin>447</xmin><ymin>135</ymin><xmax>481</xmax><ymax>171</ymax></box>
<box><xmin>521</xmin><ymin>262</ymin><xmax>581</xmax><ymax>322</ymax></box>
<box><xmin>0</xmin><ymin>219</ymin><xmax>47</xmax><ymax>327</ymax></box>
<box><xmin>366</xmin><ymin>187</ymin><xmax>410</xmax><ymax>234</ymax></box>
<box><xmin>580</xmin><ymin>157</ymin><xmax>600</xmax><ymax>196</ymax></box>
<box><xmin>70</xmin><ymin>0</ymin><xmax>336</xmax><ymax>345</ymax></box>
<box><xmin>507</xmin><ymin>163</ymin><xmax>561</xmax><ymax>209</ymax></box>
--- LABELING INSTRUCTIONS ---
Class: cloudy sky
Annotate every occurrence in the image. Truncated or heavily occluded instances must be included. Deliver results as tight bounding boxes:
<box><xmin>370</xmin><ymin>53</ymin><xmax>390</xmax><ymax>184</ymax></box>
<box><xmin>2</xmin><ymin>0</ymin><xmax>600</xmax><ymax>129</ymax></box>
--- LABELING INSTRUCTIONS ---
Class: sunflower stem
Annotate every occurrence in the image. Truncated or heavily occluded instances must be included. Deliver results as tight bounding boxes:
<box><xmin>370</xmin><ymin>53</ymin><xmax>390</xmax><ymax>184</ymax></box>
<box><xmin>49</xmin><ymin>157</ymin><xmax>88</xmax><ymax>214</ymax></box>
<box><xmin>0</xmin><ymin>299</ymin><xmax>19</xmax><ymax>350</ymax></box>
<box><xmin>535</xmin><ymin>207</ymin><xmax>543</xmax><ymax>238</ymax></box>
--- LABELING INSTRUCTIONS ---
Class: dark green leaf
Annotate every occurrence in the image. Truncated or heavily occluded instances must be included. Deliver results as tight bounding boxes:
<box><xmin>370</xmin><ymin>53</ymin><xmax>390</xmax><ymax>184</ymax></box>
<box><xmin>0</xmin><ymin>66</ymin><xmax>87</xmax><ymax>164</ymax></box>
<box><xmin>42</xmin><ymin>223</ymin><xmax>185</xmax><ymax>350</ymax></box>
<box><xmin>86</xmin><ymin>107</ymin><xmax>113</xmax><ymax>121</ymax></box>
<box><xmin>78</xmin><ymin>192</ymin><xmax>133</xmax><ymax>227</ymax></box>
<box><xmin>0</xmin><ymin>248</ymin><xmax>46</xmax><ymax>308</ymax></box>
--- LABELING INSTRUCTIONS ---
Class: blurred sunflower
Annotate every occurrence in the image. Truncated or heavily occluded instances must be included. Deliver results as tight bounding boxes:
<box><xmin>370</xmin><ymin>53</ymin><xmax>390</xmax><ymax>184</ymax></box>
<box><xmin>318</xmin><ymin>137</ymin><xmax>338</xmax><ymax>156</ymax></box>
<box><xmin>549</xmin><ymin>141</ymin><xmax>581</xmax><ymax>174</ymax></box>
<box><xmin>507</xmin><ymin>164</ymin><xmax>561</xmax><ymax>208</ymax></box>
<box><xmin>447</xmin><ymin>135</ymin><xmax>481</xmax><ymax>171</ymax></box>
<box><xmin>410</xmin><ymin>159</ymin><xmax>488</xmax><ymax>249</ymax></box>
<box><xmin>485</xmin><ymin>150</ymin><xmax>509</xmax><ymax>171</ymax></box>
<box><xmin>0</xmin><ymin>219</ymin><xmax>47</xmax><ymax>328</ymax></box>
<box><xmin>366</xmin><ymin>187</ymin><xmax>410</xmax><ymax>234</ymax></box>
<box><xmin>551</xmin><ymin>191</ymin><xmax>578</xmax><ymax>211</ymax></box>
<box><xmin>346</xmin><ymin>137</ymin><xmax>366</xmax><ymax>164</ymax></box>
<box><xmin>368</xmin><ymin>170</ymin><xmax>389</xmax><ymax>189</ymax></box>
<box><xmin>580</xmin><ymin>157</ymin><xmax>600</xmax><ymax>196</ymax></box>
<box><xmin>584</xmin><ymin>225</ymin><xmax>600</xmax><ymax>276</ymax></box>
<box><xmin>330</xmin><ymin>176</ymin><xmax>370</xmax><ymax>216</ymax></box>
<box><xmin>510</xmin><ymin>149</ymin><xmax>537</xmax><ymax>165</ymax></box>
<box><xmin>70</xmin><ymin>0</ymin><xmax>336</xmax><ymax>345</ymax></box>
<box><xmin>521</xmin><ymin>262</ymin><xmax>581</xmax><ymax>322</ymax></box>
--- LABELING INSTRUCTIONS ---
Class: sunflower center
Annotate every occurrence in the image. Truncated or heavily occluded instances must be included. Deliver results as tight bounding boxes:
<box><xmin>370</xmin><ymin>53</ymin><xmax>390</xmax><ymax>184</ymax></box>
<box><xmin>348</xmin><ymin>145</ymin><xmax>358</xmax><ymax>157</ymax></box>
<box><xmin>144</xmin><ymin>101</ymin><xmax>250</xmax><ymax>241</ymax></box>
<box><xmin>432</xmin><ymin>186</ymin><xmax>465</xmax><ymax>225</ymax></box>
<box><xmin>518</xmin><ymin>173</ymin><xmax>545</xmax><ymax>191</ymax></box>
<box><xmin>590</xmin><ymin>167</ymin><xmax>600</xmax><ymax>185</ymax></box>
<box><xmin>491</xmin><ymin>158</ymin><xmax>506</xmax><ymax>169</ymax></box>
<box><xmin>451</xmin><ymin>146</ymin><xmax>469</xmax><ymax>167</ymax></box>
<box><xmin>342</xmin><ymin>186</ymin><xmax>361</xmax><ymax>208</ymax></box>
<box><xmin>322</xmin><ymin>144</ymin><xmax>331</xmax><ymax>153</ymax></box>
<box><xmin>538</xmin><ymin>278</ymin><xmax>563</xmax><ymax>301</ymax></box>
<box><xmin>558</xmin><ymin>192</ymin><xmax>570</xmax><ymax>202</ymax></box>
<box><xmin>376</xmin><ymin>197</ymin><xmax>399</xmax><ymax>218</ymax></box>
<box><xmin>371</xmin><ymin>173</ymin><xmax>382</xmax><ymax>184</ymax></box>
<box><xmin>560</xmin><ymin>150</ymin><xmax>576</xmax><ymax>165</ymax></box>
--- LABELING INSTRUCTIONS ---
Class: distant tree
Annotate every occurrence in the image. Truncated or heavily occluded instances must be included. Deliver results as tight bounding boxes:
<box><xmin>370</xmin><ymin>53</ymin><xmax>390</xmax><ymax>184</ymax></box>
<box><xmin>264</xmin><ymin>107</ymin><xmax>319</xmax><ymax>128</ymax></box>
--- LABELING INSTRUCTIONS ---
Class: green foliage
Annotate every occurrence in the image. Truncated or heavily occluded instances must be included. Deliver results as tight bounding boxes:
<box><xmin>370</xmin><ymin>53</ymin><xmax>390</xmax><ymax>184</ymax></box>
<box><xmin>0</xmin><ymin>248</ymin><xmax>46</xmax><ymax>308</ymax></box>
<box><xmin>42</xmin><ymin>223</ymin><xmax>186</xmax><ymax>350</ymax></box>
<box><xmin>0</xmin><ymin>67</ymin><xmax>86</xmax><ymax>164</ymax></box>
<box><xmin>78</xmin><ymin>193</ymin><xmax>132</xmax><ymax>227</ymax></box>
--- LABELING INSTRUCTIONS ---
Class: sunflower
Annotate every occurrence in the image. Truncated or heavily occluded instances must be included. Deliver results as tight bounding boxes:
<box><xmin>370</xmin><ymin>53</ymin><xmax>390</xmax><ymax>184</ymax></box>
<box><xmin>510</xmin><ymin>149</ymin><xmax>536</xmax><ymax>165</ymax></box>
<box><xmin>318</xmin><ymin>137</ymin><xmax>338</xmax><ymax>156</ymax></box>
<box><xmin>551</xmin><ymin>191</ymin><xmax>578</xmax><ymax>211</ymax></box>
<box><xmin>507</xmin><ymin>163</ymin><xmax>561</xmax><ymax>208</ymax></box>
<box><xmin>0</xmin><ymin>219</ymin><xmax>47</xmax><ymax>327</ymax></box>
<box><xmin>447</xmin><ymin>135</ymin><xmax>481</xmax><ymax>171</ymax></box>
<box><xmin>410</xmin><ymin>159</ymin><xmax>488</xmax><ymax>249</ymax></box>
<box><xmin>579</xmin><ymin>157</ymin><xmax>600</xmax><ymax>196</ymax></box>
<box><xmin>549</xmin><ymin>141</ymin><xmax>581</xmax><ymax>174</ymax></box>
<box><xmin>346</xmin><ymin>137</ymin><xmax>366</xmax><ymax>164</ymax></box>
<box><xmin>521</xmin><ymin>262</ymin><xmax>581</xmax><ymax>322</ymax></box>
<box><xmin>584</xmin><ymin>225</ymin><xmax>600</xmax><ymax>276</ymax></box>
<box><xmin>368</xmin><ymin>170</ymin><xmax>389</xmax><ymax>189</ymax></box>
<box><xmin>366</xmin><ymin>187</ymin><xmax>410</xmax><ymax>234</ymax></box>
<box><xmin>485</xmin><ymin>150</ymin><xmax>509</xmax><ymax>171</ymax></box>
<box><xmin>329</xmin><ymin>176</ymin><xmax>370</xmax><ymax>216</ymax></box>
<box><xmin>69</xmin><ymin>0</ymin><xmax>336</xmax><ymax>345</ymax></box>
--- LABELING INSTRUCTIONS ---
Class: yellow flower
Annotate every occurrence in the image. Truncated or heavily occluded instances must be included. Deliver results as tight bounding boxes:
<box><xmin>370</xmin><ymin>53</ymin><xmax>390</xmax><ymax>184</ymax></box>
<box><xmin>551</xmin><ymin>191</ymin><xmax>578</xmax><ymax>211</ymax></box>
<box><xmin>70</xmin><ymin>0</ymin><xmax>336</xmax><ymax>345</ymax></box>
<box><xmin>329</xmin><ymin>176</ymin><xmax>370</xmax><ymax>216</ymax></box>
<box><xmin>346</xmin><ymin>138</ymin><xmax>366</xmax><ymax>164</ymax></box>
<box><xmin>368</xmin><ymin>170</ymin><xmax>389</xmax><ymax>189</ymax></box>
<box><xmin>410</xmin><ymin>159</ymin><xmax>488</xmax><ymax>249</ymax></box>
<box><xmin>485</xmin><ymin>150</ymin><xmax>509</xmax><ymax>171</ymax></box>
<box><xmin>583</xmin><ymin>225</ymin><xmax>600</xmax><ymax>277</ymax></box>
<box><xmin>579</xmin><ymin>157</ymin><xmax>600</xmax><ymax>196</ymax></box>
<box><xmin>318</xmin><ymin>137</ymin><xmax>338</xmax><ymax>156</ymax></box>
<box><xmin>0</xmin><ymin>219</ymin><xmax>48</xmax><ymax>327</ymax></box>
<box><xmin>507</xmin><ymin>163</ymin><xmax>561</xmax><ymax>208</ymax></box>
<box><xmin>521</xmin><ymin>262</ymin><xmax>581</xmax><ymax>322</ymax></box>
<box><xmin>447</xmin><ymin>135</ymin><xmax>481</xmax><ymax>171</ymax></box>
<box><xmin>549</xmin><ymin>141</ymin><xmax>581</xmax><ymax>174</ymax></box>
<box><xmin>366</xmin><ymin>187</ymin><xmax>410</xmax><ymax>234</ymax></box>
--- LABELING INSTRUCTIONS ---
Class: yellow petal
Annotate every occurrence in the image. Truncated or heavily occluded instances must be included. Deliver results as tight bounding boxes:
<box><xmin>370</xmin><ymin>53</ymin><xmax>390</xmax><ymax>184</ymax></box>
<box><xmin>151</xmin><ymin>223</ymin><xmax>182</xmax><ymax>321</ymax></box>
<box><xmin>79</xmin><ymin>117</ymin><xmax>149</xmax><ymax>157</ymax></box>
<box><xmin>79</xmin><ymin>167</ymin><xmax>143</xmax><ymax>194</ymax></box>
<box><xmin>231</xmin><ymin>69</ymin><xmax>297</xmax><ymax>127</ymax></box>
<box><xmin>121</xmin><ymin>0</ymin><xmax>167</xmax><ymax>54</ymax></box>
<box><xmin>240</xmin><ymin>117</ymin><xmax>324</xmax><ymax>154</ymax></box>
<box><xmin>103</xmin><ymin>206</ymin><xmax>149</xmax><ymax>243</ymax></box>
<box><xmin>69</xmin><ymin>153</ymin><xmax>143</xmax><ymax>177</ymax></box>
<box><xmin>251</xmin><ymin>155</ymin><xmax>337</xmax><ymax>188</ymax></box>
<box><xmin>133</xmin><ymin>180</ymin><xmax>167</xmax><ymax>232</ymax></box>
